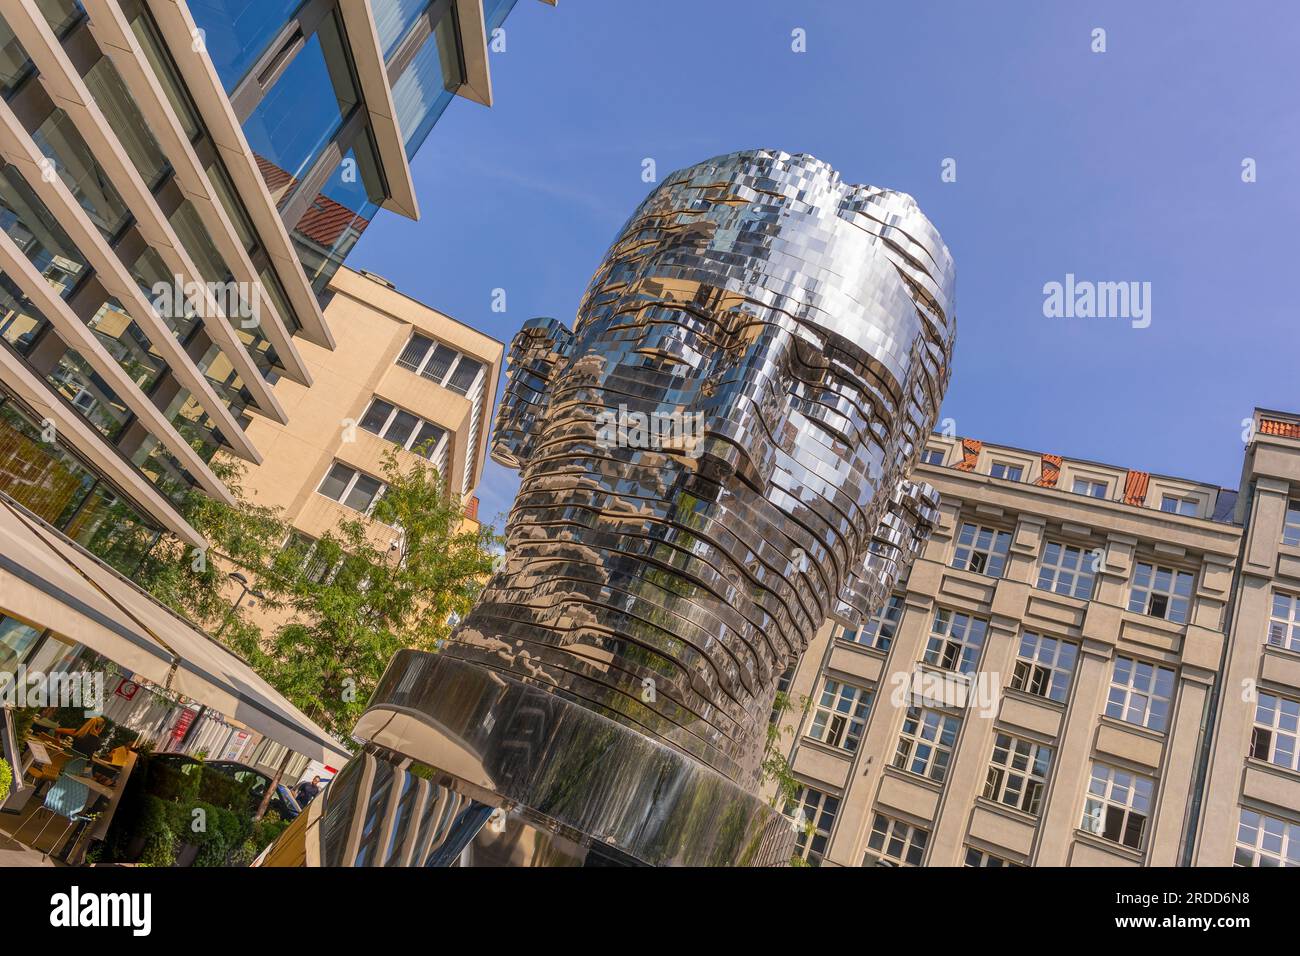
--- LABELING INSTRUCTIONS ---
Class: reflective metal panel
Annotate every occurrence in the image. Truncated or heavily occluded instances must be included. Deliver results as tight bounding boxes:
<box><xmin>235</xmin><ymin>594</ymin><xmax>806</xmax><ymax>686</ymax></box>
<box><xmin>297</xmin><ymin>149</ymin><xmax>955</xmax><ymax>866</ymax></box>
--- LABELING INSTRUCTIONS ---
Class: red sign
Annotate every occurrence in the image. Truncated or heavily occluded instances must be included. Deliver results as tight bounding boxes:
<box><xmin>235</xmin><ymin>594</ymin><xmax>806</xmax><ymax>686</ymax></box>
<box><xmin>170</xmin><ymin>708</ymin><xmax>198</xmax><ymax>743</ymax></box>
<box><xmin>114</xmin><ymin>678</ymin><xmax>140</xmax><ymax>701</ymax></box>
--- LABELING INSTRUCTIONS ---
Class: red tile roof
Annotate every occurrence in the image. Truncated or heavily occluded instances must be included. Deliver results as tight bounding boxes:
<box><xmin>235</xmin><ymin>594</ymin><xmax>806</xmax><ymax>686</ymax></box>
<box><xmin>1260</xmin><ymin>418</ymin><xmax>1300</xmax><ymax>439</ymax></box>
<box><xmin>253</xmin><ymin>154</ymin><xmax>371</xmax><ymax>251</ymax></box>
<box><xmin>954</xmin><ymin>438</ymin><xmax>982</xmax><ymax>471</ymax></box>
<box><xmin>1034</xmin><ymin>454</ymin><xmax>1062</xmax><ymax>488</ymax></box>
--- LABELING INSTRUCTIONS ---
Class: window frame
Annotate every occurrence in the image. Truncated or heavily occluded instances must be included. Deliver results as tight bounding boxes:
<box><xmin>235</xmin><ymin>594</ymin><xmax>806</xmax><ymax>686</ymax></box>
<box><xmin>1268</xmin><ymin>591</ymin><xmax>1300</xmax><ymax>652</ymax></box>
<box><xmin>1105</xmin><ymin>655</ymin><xmax>1176</xmax><ymax>732</ymax></box>
<box><xmin>983</xmin><ymin>732</ymin><xmax>1053</xmax><ymax>816</ymax></box>
<box><xmin>316</xmin><ymin>461</ymin><xmax>386</xmax><ymax>515</ymax></box>
<box><xmin>1159</xmin><ymin>494</ymin><xmax>1199</xmax><ymax>517</ymax></box>
<box><xmin>863</xmin><ymin>813</ymin><xmax>929</xmax><ymax>867</ymax></box>
<box><xmin>1234</xmin><ymin>807</ymin><xmax>1300</xmax><ymax>867</ymax></box>
<box><xmin>805</xmin><ymin>677</ymin><xmax>874</xmax><ymax>753</ymax></box>
<box><xmin>1081</xmin><ymin>762</ymin><xmax>1154</xmax><ymax>851</ymax></box>
<box><xmin>951</xmin><ymin>521</ymin><xmax>1012</xmax><ymax>578</ymax></box>
<box><xmin>358</xmin><ymin>395</ymin><xmax>448</xmax><ymax>460</ymax></box>
<box><xmin>1072</xmin><ymin>477</ymin><xmax>1110</xmax><ymax>499</ymax></box>
<box><xmin>893</xmin><ymin>706</ymin><xmax>962</xmax><ymax>783</ymax></box>
<box><xmin>989</xmin><ymin>461</ymin><xmax>1024</xmax><ymax>482</ymax></box>
<box><xmin>923</xmin><ymin>608</ymin><xmax>989</xmax><ymax>676</ymax></box>
<box><xmin>783</xmin><ymin>785</ymin><xmax>840</xmax><ymax>867</ymax></box>
<box><xmin>395</xmin><ymin>332</ymin><xmax>486</xmax><ymax>397</ymax></box>
<box><xmin>1009</xmin><ymin>631</ymin><xmax>1077</xmax><ymax>703</ymax></box>
<box><xmin>837</xmin><ymin>593</ymin><xmax>904</xmax><ymax>651</ymax></box>
<box><xmin>1127</xmin><ymin>561</ymin><xmax>1195</xmax><ymax>624</ymax></box>
<box><xmin>1251</xmin><ymin>690</ymin><xmax>1300</xmax><ymax>772</ymax></box>
<box><xmin>1036</xmin><ymin>540</ymin><xmax>1097</xmax><ymax>600</ymax></box>
<box><xmin>1284</xmin><ymin>499</ymin><xmax>1300</xmax><ymax>548</ymax></box>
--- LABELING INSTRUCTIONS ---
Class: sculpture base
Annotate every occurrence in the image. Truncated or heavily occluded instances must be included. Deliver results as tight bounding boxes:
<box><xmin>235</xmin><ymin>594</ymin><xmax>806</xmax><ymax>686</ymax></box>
<box><xmin>299</xmin><ymin>650</ymin><xmax>793</xmax><ymax>866</ymax></box>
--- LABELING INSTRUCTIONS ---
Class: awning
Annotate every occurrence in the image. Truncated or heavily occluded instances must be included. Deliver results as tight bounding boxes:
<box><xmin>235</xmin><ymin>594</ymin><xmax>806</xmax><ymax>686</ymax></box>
<box><xmin>0</xmin><ymin>495</ymin><xmax>348</xmax><ymax>766</ymax></box>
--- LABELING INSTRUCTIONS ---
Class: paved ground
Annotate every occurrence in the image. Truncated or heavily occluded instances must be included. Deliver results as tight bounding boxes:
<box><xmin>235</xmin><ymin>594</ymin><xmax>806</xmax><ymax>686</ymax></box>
<box><xmin>0</xmin><ymin>830</ymin><xmax>57</xmax><ymax>866</ymax></box>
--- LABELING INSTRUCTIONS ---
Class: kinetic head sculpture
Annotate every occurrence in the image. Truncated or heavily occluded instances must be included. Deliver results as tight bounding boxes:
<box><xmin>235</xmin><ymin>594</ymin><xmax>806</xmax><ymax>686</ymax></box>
<box><xmin>303</xmin><ymin>150</ymin><xmax>955</xmax><ymax>867</ymax></box>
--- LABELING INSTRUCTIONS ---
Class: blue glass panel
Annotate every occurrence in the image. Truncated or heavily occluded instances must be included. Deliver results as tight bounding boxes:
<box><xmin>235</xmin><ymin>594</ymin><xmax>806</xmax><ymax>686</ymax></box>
<box><xmin>243</xmin><ymin>26</ymin><xmax>358</xmax><ymax>195</ymax></box>
<box><xmin>373</xmin><ymin>0</ymin><xmax>429</xmax><ymax>58</ymax></box>
<box><xmin>483</xmin><ymin>0</ymin><xmax>518</xmax><ymax>35</ymax></box>
<box><xmin>187</xmin><ymin>0</ymin><xmax>303</xmax><ymax>92</ymax></box>
<box><xmin>293</xmin><ymin>148</ymin><xmax>379</xmax><ymax>294</ymax></box>
<box><xmin>393</xmin><ymin>30</ymin><xmax>456</xmax><ymax>159</ymax></box>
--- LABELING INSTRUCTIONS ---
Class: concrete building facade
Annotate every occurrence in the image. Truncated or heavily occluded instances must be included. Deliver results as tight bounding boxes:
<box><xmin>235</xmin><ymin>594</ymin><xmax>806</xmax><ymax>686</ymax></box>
<box><xmin>777</xmin><ymin>415</ymin><xmax>1300</xmax><ymax>867</ymax></box>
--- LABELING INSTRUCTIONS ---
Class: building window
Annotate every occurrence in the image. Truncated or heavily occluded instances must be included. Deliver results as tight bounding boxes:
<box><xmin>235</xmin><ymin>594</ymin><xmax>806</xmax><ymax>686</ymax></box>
<box><xmin>1105</xmin><ymin>656</ymin><xmax>1175</xmax><ymax>732</ymax></box>
<box><xmin>1268</xmin><ymin>592</ymin><xmax>1300</xmax><ymax>652</ymax></box>
<box><xmin>838</xmin><ymin>593</ymin><xmax>904</xmax><ymax>651</ymax></box>
<box><xmin>1073</xmin><ymin>478</ymin><xmax>1109</xmax><ymax>499</ymax></box>
<box><xmin>395</xmin><ymin>333</ymin><xmax>484</xmax><ymax>396</ymax></box>
<box><xmin>964</xmin><ymin>847</ymin><xmax>1019</xmax><ymax>867</ymax></box>
<box><xmin>893</xmin><ymin>707</ymin><xmax>961</xmax><ymax>783</ymax></box>
<box><xmin>990</xmin><ymin>461</ymin><xmax>1023</xmax><ymax>482</ymax></box>
<box><xmin>783</xmin><ymin>786</ymin><xmax>839</xmax><ymax>866</ymax></box>
<box><xmin>1128</xmin><ymin>562</ymin><xmax>1194</xmax><ymax>624</ymax></box>
<box><xmin>923</xmin><ymin>608</ymin><xmax>988</xmax><ymax>675</ymax></box>
<box><xmin>806</xmin><ymin>678</ymin><xmax>873</xmax><ymax>753</ymax></box>
<box><xmin>317</xmin><ymin>462</ymin><xmax>385</xmax><ymax>514</ymax></box>
<box><xmin>984</xmin><ymin>733</ymin><xmax>1052</xmax><ymax>816</ymax></box>
<box><xmin>1160</xmin><ymin>494</ymin><xmax>1198</xmax><ymax>517</ymax></box>
<box><xmin>286</xmin><ymin>531</ymin><xmax>333</xmax><ymax>584</ymax></box>
<box><xmin>863</xmin><ymin>813</ymin><xmax>929</xmax><ymax>867</ymax></box>
<box><xmin>1234</xmin><ymin>808</ymin><xmax>1300</xmax><ymax>867</ymax></box>
<box><xmin>1251</xmin><ymin>692</ymin><xmax>1300</xmax><ymax>772</ymax></box>
<box><xmin>358</xmin><ymin>397</ymin><xmax>447</xmax><ymax>459</ymax></box>
<box><xmin>1282</xmin><ymin>499</ymin><xmax>1300</xmax><ymax>547</ymax></box>
<box><xmin>1036</xmin><ymin>541</ymin><xmax>1096</xmax><ymax>600</ymax></box>
<box><xmin>951</xmin><ymin>522</ymin><xmax>1012</xmax><ymax>577</ymax></box>
<box><xmin>1010</xmin><ymin>632</ymin><xmax>1077</xmax><ymax>703</ymax></box>
<box><xmin>1081</xmin><ymin>763</ymin><xmax>1154</xmax><ymax>851</ymax></box>
<box><xmin>921</xmin><ymin>447</ymin><xmax>945</xmax><ymax>466</ymax></box>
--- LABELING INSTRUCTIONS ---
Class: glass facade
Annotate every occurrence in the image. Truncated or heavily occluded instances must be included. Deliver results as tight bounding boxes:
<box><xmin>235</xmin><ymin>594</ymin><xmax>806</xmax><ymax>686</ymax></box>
<box><xmin>392</xmin><ymin>16</ymin><xmax>460</xmax><ymax>159</ymax></box>
<box><xmin>293</xmin><ymin>146</ymin><xmax>381</xmax><ymax>295</ymax></box>
<box><xmin>30</xmin><ymin>109</ymin><xmax>133</xmax><ymax>243</ymax></box>
<box><xmin>242</xmin><ymin>19</ymin><xmax>358</xmax><ymax>194</ymax></box>
<box><xmin>187</xmin><ymin>0</ymin><xmax>305</xmax><ymax>92</ymax></box>
<box><xmin>373</xmin><ymin>0</ymin><xmax>431</xmax><ymax>57</ymax></box>
<box><xmin>0</xmin><ymin>396</ymin><xmax>161</xmax><ymax>572</ymax></box>
<box><xmin>0</xmin><ymin>164</ymin><xmax>89</xmax><ymax>298</ymax></box>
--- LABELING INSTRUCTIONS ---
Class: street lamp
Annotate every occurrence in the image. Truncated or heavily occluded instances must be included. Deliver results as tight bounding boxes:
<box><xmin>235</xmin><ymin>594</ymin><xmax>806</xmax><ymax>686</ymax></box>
<box><xmin>215</xmin><ymin>571</ymin><xmax>266</xmax><ymax>638</ymax></box>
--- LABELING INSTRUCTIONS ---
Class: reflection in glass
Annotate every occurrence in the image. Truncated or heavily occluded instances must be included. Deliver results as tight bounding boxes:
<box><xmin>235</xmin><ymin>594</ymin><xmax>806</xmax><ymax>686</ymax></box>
<box><xmin>30</xmin><ymin>110</ymin><xmax>132</xmax><ymax>242</ymax></box>
<box><xmin>185</xmin><ymin>0</ymin><xmax>303</xmax><ymax>92</ymax></box>
<box><xmin>244</xmin><ymin>21</ymin><xmax>358</xmax><ymax>193</ymax></box>
<box><xmin>392</xmin><ymin>18</ymin><xmax>460</xmax><ymax>159</ymax></box>
<box><xmin>82</xmin><ymin>57</ymin><xmax>170</xmax><ymax>189</ymax></box>
<box><xmin>0</xmin><ymin>164</ymin><xmax>89</xmax><ymax>298</ymax></box>
<box><xmin>293</xmin><ymin>147</ymin><xmax>379</xmax><ymax>295</ymax></box>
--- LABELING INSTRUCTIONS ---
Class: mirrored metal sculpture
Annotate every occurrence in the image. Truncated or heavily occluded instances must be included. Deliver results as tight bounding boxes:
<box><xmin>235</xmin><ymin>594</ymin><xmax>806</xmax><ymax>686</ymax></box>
<box><xmin>287</xmin><ymin>148</ymin><xmax>956</xmax><ymax>866</ymax></box>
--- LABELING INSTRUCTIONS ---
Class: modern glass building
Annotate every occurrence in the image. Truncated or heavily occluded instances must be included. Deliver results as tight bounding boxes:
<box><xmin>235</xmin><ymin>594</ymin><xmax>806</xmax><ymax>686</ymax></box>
<box><xmin>0</xmin><ymin>0</ymin><xmax>541</xmax><ymax>562</ymax></box>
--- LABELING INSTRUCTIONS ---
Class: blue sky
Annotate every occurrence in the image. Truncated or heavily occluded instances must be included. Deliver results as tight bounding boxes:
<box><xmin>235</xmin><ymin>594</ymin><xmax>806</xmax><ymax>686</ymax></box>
<box><xmin>347</xmin><ymin>0</ymin><xmax>1300</xmax><ymax>528</ymax></box>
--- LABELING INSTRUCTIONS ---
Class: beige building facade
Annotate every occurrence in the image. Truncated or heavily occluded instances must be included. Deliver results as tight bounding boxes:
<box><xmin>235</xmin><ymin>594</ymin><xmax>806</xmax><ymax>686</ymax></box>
<box><xmin>1194</xmin><ymin>409</ymin><xmax>1300</xmax><ymax>866</ymax></box>
<box><xmin>233</xmin><ymin>266</ymin><xmax>502</xmax><ymax>552</ymax></box>
<box><xmin>776</xmin><ymin>414</ymin><xmax>1300</xmax><ymax>867</ymax></box>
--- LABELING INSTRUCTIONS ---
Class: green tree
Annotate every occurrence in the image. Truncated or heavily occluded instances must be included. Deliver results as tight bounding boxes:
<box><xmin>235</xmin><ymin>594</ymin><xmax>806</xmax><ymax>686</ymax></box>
<box><xmin>136</xmin><ymin>449</ymin><xmax>500</xmax><ymax>779</ymax></box>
